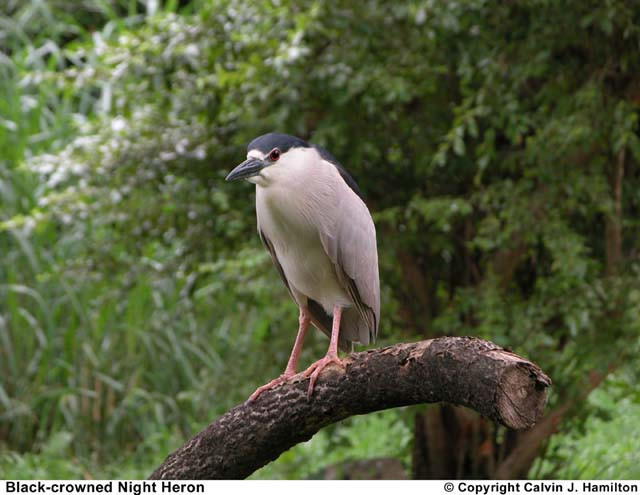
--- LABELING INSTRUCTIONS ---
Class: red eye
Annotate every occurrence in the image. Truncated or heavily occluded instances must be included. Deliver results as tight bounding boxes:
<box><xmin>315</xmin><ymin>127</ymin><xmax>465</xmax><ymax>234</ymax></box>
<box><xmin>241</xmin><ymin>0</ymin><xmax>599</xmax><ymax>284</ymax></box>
<box><xmin>269</xmin><ymin>148</ymin><xmax>281</xmax><ymax>161</ymax></box>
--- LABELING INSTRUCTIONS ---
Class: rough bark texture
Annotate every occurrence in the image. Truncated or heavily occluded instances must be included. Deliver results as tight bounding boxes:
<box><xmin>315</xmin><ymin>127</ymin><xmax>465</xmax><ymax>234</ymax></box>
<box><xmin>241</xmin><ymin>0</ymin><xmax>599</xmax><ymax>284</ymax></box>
<box><xmin>149</xmin><ymin>337</ymin><xmax>551</xmax><ymax>480</ymax></box>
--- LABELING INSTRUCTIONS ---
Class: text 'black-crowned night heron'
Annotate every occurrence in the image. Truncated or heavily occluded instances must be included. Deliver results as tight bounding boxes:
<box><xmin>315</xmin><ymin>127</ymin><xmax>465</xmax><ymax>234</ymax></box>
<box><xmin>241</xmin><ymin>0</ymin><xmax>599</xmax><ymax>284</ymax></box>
<box><xmin>226</xmin><ymin>133</ymin><xmax>380</xmax><ymax>401</ymax></box>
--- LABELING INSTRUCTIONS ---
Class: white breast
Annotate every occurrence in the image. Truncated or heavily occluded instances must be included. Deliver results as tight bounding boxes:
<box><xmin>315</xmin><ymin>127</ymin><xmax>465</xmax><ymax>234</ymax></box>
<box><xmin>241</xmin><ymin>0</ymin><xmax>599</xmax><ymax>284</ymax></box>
<box><xmin>255</xmin><ymin>150</ymin><xmax>352</xmax><ymax>313</ymax></box>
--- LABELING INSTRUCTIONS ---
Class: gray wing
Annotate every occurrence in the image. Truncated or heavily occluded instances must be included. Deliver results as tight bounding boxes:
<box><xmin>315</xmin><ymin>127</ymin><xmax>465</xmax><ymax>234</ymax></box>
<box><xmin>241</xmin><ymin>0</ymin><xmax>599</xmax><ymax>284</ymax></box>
<box><xmin>259</xmin><ymin>228</ymin><xmax>352</xmax><ymax>351</ymax></box>
<box><xmin>259</xmin><ymin>229</ymin><xmax>292</xmax><ymax>298</ymax></box>
<box><xmin>318</xmin><ymin>177</ymin><xmax>380</xmax><ymax>345</ymax></box>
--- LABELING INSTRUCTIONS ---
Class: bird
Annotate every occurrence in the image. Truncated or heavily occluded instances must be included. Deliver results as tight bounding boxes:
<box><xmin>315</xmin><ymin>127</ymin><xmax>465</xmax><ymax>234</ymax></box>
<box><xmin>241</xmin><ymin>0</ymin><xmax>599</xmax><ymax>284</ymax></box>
<box><xmin>226</xmin><ymin>132</ymin><xmax>379</xmax><ymax>401</ymax></box>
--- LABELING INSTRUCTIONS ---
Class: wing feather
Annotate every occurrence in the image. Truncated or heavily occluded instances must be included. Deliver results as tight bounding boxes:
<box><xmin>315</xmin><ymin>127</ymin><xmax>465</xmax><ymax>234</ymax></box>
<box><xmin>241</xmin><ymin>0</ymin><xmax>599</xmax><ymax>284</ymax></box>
<box><xmin>317</xmin><ymin>168</ymin><xmax>380</xmax><ymax>344</ymax></box>
<box><xmin>259</xmin><ymin>229</ymin><xmax>292</xmax><ymax>298</ymax></box>
<box><xmin>259</xmin><ymin>229</ymin><xmax>352</xmax><ymax>351</ymax></box>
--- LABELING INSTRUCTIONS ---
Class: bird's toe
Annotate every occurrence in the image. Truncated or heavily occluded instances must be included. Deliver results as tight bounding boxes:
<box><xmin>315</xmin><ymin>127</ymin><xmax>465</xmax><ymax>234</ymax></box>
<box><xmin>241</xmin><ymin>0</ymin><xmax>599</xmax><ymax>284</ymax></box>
<box><xmin>303</xmin><ymin>354</ymin><xmax>345</xmax><ymax>399</ymax></box>
<box><xmin>247</xmin><ymin>372</ymin><xmax>295</xmax><ymax>402</ymax></box>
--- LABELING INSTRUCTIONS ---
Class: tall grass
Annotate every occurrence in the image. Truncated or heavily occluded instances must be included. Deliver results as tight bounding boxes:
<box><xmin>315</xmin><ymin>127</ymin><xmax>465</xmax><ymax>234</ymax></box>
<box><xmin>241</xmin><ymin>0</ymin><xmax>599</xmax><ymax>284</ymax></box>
<box><xmin>1</xmin><ymin>179</ymin><xmax>282</xmax><ymax>464</ymax></box>
<box><xmin>0</xmin><ymin>0</ymin><xmax>264</xmax><ymax>472</ymax></box>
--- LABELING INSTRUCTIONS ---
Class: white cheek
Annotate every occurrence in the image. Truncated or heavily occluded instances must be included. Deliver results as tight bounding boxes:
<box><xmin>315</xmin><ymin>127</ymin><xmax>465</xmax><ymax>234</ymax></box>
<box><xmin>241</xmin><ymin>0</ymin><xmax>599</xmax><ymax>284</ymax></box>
<box><xmin>249</xmin><ymin>167</ymin><xmax>275</xmax><ymax>187</ymax></box>
<box><xmin>251</xmin><ymin>147</ymin><xmax>316</xmax><ymax>188</ymax></box>
<box><xmin>259</xmin><ymin>164</ymin><xmax>282</xmax><ymax>180</ymax></box>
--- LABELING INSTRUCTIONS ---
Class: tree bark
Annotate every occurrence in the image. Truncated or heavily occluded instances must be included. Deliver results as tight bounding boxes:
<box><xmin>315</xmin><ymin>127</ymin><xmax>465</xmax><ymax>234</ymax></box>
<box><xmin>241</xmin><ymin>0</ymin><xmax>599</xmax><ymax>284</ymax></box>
<box><xmin>149</xmin><ymin>337</ymin><xmax>551</xmax><ymax>480</ymax></box>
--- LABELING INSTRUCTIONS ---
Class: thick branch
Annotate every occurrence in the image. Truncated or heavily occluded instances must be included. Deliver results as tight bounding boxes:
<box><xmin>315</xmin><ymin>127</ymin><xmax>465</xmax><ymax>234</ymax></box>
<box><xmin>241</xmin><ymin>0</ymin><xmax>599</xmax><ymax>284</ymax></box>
<box><xmin>149</xmin><ymin>337</ymin><xmax>551</xmax><ymax>480</ymax></box>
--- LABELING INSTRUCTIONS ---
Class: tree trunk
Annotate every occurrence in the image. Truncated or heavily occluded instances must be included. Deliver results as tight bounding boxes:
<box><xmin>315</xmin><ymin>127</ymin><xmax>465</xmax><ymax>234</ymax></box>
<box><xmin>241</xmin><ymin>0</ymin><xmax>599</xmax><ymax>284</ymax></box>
<box><xmin>605</xmin><ymin>148</ymin><xmax>625</xmax><ymax>277</ymax></box>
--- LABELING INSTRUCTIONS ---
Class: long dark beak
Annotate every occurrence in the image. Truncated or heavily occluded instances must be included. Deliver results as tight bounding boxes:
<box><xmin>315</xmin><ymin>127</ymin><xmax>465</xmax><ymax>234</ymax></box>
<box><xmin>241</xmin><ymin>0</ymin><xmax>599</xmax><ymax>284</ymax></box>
<box><xmin>225</xmin><ymin>157</ymin><xmax>265</xmax><ymax>181</ymax></box>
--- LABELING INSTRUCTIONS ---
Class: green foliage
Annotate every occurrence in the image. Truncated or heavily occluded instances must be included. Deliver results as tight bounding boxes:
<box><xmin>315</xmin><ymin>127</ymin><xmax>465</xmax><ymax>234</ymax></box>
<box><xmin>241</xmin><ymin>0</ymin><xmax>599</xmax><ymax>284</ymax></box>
<box><xmin>251</xmin><ymin>410</ymin><xmax>412</xmax><ymax>480</ymax></box>
<box><xmin>535</xmin><ymin>373</ymin><xmax>640</xmax><ymax>479</ymax></box>
<box><xmin>1</xmin><ymin>0</ymin><xmax>640</xmax><ymax>480</ymax></box>
<box><xmin>1</xmin><ymin>429</ymin><xmax>179</xmax><ymax>478</ymax></box>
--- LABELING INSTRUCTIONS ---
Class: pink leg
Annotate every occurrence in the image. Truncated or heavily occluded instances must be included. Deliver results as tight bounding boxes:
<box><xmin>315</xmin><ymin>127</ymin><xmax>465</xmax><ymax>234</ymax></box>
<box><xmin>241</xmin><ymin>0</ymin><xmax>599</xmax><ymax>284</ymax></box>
<box><xmin>248</xmin><ymin>307</ymin><xmax>310</xmax><ymax>402</ymax></box>
<box><xmin>302</xmin><ymin>305</ymin><xmax>345</xmax><ymax>399</ymax></box>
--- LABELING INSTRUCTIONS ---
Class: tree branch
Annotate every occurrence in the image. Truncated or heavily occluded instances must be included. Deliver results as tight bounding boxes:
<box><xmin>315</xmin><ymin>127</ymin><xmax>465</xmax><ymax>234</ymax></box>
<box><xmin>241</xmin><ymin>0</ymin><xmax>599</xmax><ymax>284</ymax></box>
<box><xmin>149</xmin><ymin>337</ymin><xmax>551</xmax><ymax>480</ymax></box>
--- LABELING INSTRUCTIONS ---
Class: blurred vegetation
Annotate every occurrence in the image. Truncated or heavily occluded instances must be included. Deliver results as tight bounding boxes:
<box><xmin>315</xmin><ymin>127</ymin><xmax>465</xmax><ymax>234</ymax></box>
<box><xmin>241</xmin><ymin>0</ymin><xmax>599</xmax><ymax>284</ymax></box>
<box><xmin>1</xmin><ymin>0</ymin><xmax>639</xmax><ymax>480</ymax></box>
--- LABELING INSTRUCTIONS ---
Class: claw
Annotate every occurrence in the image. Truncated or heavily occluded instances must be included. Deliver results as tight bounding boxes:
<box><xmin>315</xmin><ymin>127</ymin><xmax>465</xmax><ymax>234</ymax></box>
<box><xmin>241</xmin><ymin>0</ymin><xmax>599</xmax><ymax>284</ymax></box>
<box><xmin>302</xmin><ymin>354</ymin><xmax>345</xmax><ymax>399</ymax></box>
<box><xmin>248</xmin><ymin>372</ymin><xmax>296</xmax><ymax>402</ymax></box>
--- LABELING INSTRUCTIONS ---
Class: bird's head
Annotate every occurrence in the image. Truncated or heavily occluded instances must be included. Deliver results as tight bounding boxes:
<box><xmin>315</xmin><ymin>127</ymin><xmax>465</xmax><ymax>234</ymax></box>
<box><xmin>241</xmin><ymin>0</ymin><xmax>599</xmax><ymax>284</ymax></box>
<box><xmin>226</xmin><ymin>132</ymin><xmax>362</xmax><ymax>197</ymax></box>
<box><xmin>225</xmin><ymin>133</ymin><xmax>311</xmax><ymax>187</ymax></box>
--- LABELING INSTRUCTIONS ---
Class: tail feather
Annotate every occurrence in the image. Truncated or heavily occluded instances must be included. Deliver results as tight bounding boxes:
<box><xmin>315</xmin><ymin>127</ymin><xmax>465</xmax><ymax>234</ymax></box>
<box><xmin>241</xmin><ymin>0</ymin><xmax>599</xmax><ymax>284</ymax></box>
<box><xmin>306</xmin><ymin>300</ymin><xmax>371</xmax><ymax>352</ymax></box>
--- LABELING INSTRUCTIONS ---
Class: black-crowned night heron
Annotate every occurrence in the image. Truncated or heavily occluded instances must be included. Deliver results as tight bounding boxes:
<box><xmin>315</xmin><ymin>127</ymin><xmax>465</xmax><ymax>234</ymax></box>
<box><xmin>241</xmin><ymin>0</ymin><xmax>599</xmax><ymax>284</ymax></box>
<box><xmin>226</xmin><ymin>133</ymin><xmax>380</xmax><ymax>400</ymax></box>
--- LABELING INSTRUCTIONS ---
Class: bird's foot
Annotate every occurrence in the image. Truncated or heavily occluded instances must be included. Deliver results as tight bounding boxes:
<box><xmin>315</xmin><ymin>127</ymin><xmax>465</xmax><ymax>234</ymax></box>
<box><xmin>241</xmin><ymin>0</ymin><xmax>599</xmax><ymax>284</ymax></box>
<box><xmin>248</xmin><ymin>371</ymin><xmax>296</xmax><ymax>402</ymax></box>
<box><xmin>302</xmin><ymin>353</ymin><xmax>345</xmax><ymax>399</ymax></box>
